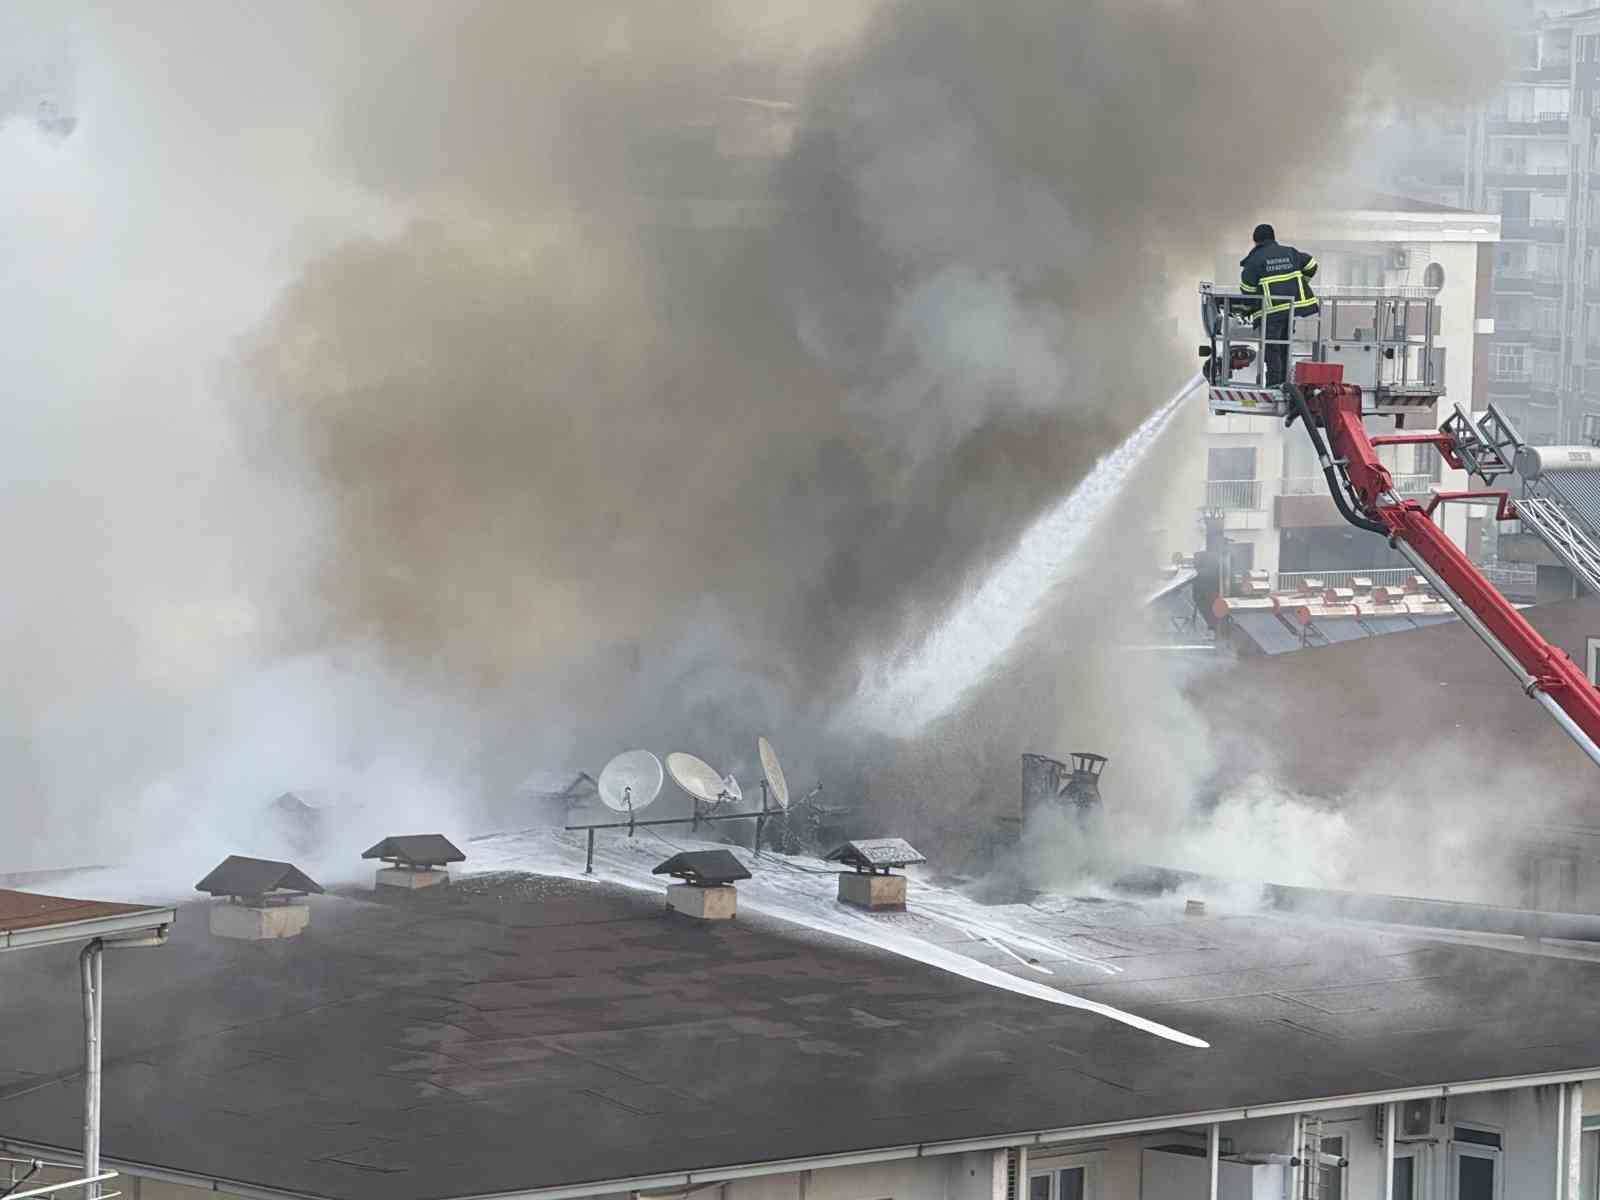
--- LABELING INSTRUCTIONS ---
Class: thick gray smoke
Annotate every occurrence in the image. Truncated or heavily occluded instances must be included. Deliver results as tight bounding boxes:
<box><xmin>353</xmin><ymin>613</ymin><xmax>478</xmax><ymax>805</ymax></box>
<box><xmin>4</xmin><ymin>1</ymin><xmax>1512</xmax><ymax>883</ymax></box>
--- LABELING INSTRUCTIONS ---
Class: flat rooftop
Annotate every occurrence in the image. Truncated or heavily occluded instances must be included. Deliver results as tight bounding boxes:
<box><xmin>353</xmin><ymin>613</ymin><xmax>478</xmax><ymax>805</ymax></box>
<box><xmin>0</xmin><ymin>863</ymin><xmax>1598</xmax><ymax>1200</ymax></box>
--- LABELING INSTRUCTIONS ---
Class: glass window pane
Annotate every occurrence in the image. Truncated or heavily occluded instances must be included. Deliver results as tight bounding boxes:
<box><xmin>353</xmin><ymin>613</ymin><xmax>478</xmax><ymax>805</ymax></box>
<box><xmin>1028</xmin><ymin>1175</ymin><xmax>1051</xmax><ymax>1200</ymax></box>
<box><xmin>1458</xmin><ymin>1154</ymin><xmax>1496</xmax><ymax>1200</ymax></box>
<box><xmin>1057</xmin><ymin>1168</ymin><xmax>1085</xmax><ymax>1200</ymax></box>
<box><xmin>1320</xmin><ymin>1136</ymin><xmax>1344</xmax><ymax>1200</ymax></box>
<box><xmin>1392</xmin><ymin>1157</ymin><xmax>1415</xmax><ymax>1200</ymax></box>
<box><xmin>1455</xmin><ymin>1127</ymin><xmax>1504</xmax><ymax>1148</ymax></box>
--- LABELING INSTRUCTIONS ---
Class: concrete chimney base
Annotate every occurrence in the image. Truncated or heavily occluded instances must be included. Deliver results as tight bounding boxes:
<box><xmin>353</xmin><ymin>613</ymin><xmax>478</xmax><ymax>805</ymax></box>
<box><xmin>838</xmin><ymin>872</ymin><xmax>906</xmax><ymax>911</ymax></box>
<box><xmin>376</xmin><ymin>867</ymin><xmax>450</xmax><ymax>891</ymax></box>
<box><xmin>666</xmin><ymin>883</ymin><xmax>737</xmax><ymax>920</ymax></box>
<box><xmin>210</xmin><ymin>901</ymin><xmax>309</xmax><ymax>941</ymax></box>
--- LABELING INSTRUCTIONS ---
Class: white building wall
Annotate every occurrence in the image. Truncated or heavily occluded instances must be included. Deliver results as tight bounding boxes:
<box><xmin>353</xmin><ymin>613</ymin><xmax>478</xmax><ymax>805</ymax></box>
<box><xmin>1157</xmin><ymin>211</ymin><xmax>1496</xmax><ymax>583</ymax></box>
<box><xmin>708</xmin><ymin>1081</ymin><xmax>1587</xmax><ymax>1200</ymax></box>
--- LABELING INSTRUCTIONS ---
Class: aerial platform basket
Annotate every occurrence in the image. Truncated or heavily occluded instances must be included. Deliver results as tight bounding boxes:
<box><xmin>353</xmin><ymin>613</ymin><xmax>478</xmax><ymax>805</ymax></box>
<box><xmin>1198</xmin><ymin>282</ymin><xmax>1445</xmax><ymax>420</ymax></box>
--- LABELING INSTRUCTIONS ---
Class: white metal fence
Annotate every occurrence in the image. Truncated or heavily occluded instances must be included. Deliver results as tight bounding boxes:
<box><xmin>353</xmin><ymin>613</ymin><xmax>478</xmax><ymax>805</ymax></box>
<box><xmin>1274</xmin><ymin>568</ymin><xmax>1418</xmax><ymax>592</ymax></box>
<box><xmin>1204</xmin><ymin>479</ymin><xmax>1262</xmax><ymax>510</ymax></box>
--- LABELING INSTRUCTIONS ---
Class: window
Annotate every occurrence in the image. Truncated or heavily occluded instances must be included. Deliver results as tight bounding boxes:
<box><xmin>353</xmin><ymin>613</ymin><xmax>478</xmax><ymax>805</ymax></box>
<box><xmin>1451</xmin><ymin>1124</ymin><xmax>1503</xmax><ymax>1200</ymax></box>
<box><xmin>1424</xmin><ymin>262</ymin><xmax>1446</xmax><ymax>290</ymax></box>
<box><xmin>1207</xmin><ymin>446</ymin><xmax>1257</xmax><ymax>481</ymax></box>
<box><xmin>1339</xmin><ymin>253</ymin><xmax>1387</xmax><ymax>288</ymax></box>
<box><xmin>1392</xmin><ymin>1154</ymin><xmax>1417</xmax><ymax>1199</ymax></box>
<box><xmin>1493</xmin><ymin>345</ymin><xmax>1527</xmax><ymax>378</ymax></box>
<box><xmin>1319</xmin><ymin>1136</ymin><xmax>1346</xmax><ymax>1200</ymax></box>
<box><xmin>1027</xmin><ymin>1155</ymin><xmax>1099</xmax><ymax>1200</ymax></box>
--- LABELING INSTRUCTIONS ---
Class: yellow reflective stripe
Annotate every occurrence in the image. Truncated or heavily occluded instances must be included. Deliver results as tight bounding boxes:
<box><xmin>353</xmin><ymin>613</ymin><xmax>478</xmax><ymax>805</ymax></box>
<box><xmin>1258</xmin><ymin>269</ymin><xmax>1309</xmax><ymax>314</ymax></box>
<box><xmin>1303</xmin><ymin>257</ymin><xmax>1317</xmax><ymax>271</ymax></box>
<box><xmin>1239</xmin><ymin>279</ymin><xmax>1259</xmax><ymax>292</ymax></box>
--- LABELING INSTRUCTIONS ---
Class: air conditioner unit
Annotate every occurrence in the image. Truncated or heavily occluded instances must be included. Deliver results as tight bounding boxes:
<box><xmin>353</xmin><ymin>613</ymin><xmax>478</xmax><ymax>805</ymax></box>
<box><xmin>1377</xmin><ymin>1099</ymin><xmax>1435</xmax><ymax>1142</ymax></box>
<box><xmin>1401</xmin><ymin>1099</ymin><xmax>1432</xmax><ymax>1136</ymax></box>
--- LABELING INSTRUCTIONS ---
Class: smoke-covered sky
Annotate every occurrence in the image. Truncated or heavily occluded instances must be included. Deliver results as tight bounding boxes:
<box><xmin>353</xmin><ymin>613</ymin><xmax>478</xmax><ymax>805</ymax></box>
<box><xmin>3</xmin><ymin>0</ymin><xmax>1513</xmax><ymax>883</ymax></box>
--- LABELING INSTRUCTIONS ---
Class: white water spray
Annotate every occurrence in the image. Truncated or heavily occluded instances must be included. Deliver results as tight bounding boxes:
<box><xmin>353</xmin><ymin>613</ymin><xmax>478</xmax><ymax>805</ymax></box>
<box><xmin>838</xmin><ymin>375</ymin><xmax>1203</xmax><ymax>738</ymax></box>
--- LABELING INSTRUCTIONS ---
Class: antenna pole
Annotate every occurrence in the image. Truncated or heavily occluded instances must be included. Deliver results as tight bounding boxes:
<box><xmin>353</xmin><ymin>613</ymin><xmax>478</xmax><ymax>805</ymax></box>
<box><xmin>585</xmin><ymin>829</ymin><xmax>595</xmax><ymax>875</ymax></box>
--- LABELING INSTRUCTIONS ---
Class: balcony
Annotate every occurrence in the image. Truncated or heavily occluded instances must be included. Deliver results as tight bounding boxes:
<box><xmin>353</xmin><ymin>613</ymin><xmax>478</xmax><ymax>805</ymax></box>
<box><xmin>1488</xmin><ymin>373</ymin><xmax>1535</xmax><ymax>399</ymax></box>
<box><xmin>1485</xmin><ymin>167</ymin><xmax>1569</xmax><ymax>189</ymax></box>
<box><xmin>1204</xmin><ymin>479</ymin><xmax>1262</xmax><ymax>510</ymax></box>
<box><xmin>1500</xmin><ymin>218</ymin><xmax>1567</xmax><ymax>243</ymax></box>
<box><xmin>1494</xmin><ymin>272</ymin><xmax>1564</xmax><ymax>298</ymax></box>
<box><xmin>1515</xmin><ymin>61</ymin><xmax>1572</xmax><ymax>82</ymax></box>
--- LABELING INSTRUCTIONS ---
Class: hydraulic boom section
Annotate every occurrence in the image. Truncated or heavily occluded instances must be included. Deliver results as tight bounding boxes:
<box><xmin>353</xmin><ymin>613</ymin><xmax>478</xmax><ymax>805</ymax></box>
<box><xmin>1203</xmin><ymin>281</ymin><xmax>1600</xmax><ymax>771</ymax></box>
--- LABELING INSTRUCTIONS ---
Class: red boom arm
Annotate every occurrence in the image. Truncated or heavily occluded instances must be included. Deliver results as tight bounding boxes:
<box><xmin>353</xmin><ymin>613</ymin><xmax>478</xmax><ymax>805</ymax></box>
<box><xmin>1300</xmin><ymin>377</ymin><xmax>1600</xmax><ymax>766</ymax></box>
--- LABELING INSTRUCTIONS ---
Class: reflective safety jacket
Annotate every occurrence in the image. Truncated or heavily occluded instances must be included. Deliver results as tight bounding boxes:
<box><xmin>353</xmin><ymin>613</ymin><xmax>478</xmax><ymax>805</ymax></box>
<box><xmin>1239</xmin><ymin>240</ymin><xmax>1319</xmax><ymax>318</ymax></box>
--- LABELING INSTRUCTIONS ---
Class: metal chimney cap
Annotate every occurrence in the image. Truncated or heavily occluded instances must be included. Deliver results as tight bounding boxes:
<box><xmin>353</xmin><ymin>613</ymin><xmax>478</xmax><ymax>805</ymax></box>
<box><xmin>361</xmin><ymin>835</ymin><xmax>466</xmax><ymax>868</ymax></box>
<box><xmin>195</xmin><ymin>855</ymin><xmax>324</xmax><ymax>900</ymax></box>
<box><xmin>651</xmin><ymin>850</ymin><xmax>751</xmax><ymax>886</ymax></box>
<box><xmin>824</xmin><ymin>838</ymin><xmax>927</xmax><ymax>874</ymax></box>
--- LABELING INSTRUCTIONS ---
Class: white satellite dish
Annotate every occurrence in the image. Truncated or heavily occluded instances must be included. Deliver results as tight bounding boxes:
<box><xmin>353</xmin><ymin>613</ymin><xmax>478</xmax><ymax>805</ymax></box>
<box><xmin>598</xmin><ymin>750</ymin><xmax>664</xmax><ymax>815</ymax></box>
<box><xmin>758</xmin><ymin>736</ymin><xmax>789</xmax><ymax>811</ymax></box>
<box><xmin>665</xmin><ymin>751</ymin><xmax>736</xmax><ymax>805</ymax></box>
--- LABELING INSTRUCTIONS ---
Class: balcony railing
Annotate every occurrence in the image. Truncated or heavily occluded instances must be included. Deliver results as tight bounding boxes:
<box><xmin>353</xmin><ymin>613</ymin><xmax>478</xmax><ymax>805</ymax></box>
<box><xmin>1500</xmin><ymin>218</ymin><xmax>1567</xmax><ymax>242</ymax></box>
<box><xmin>1482</xmin><ymin>562</ymin><xmax>1538</xmax><ymax>592</ymax></box>
<box><xmin>1275</xmin><ymin>568</ymin><xmax>1420</xmax><ymax>593</ymax></box>
<box><xmin>1204</xmin><ymin>479</ymin><xmax>1262</xmax><ymax>510</ymax></box>
<box><xmin>1494</xmin><ymin>273</ymin><xmax>1564</xmax><ymax>297</ymax></box>
<box><xmin>1282</xmin><ymin>474</ymin><xmax>1436</xmax><ymax>498</ymax></box>
<box><xmin>1488</xmin><ymin>116</ymin><xmax>1570</xmax><ymax>135</ymax></box>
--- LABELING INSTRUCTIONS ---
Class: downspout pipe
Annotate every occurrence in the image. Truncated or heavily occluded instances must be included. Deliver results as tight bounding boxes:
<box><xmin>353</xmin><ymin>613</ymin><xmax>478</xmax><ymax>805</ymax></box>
<box><xmin>79</xmin><ymin>940</ymin><xmax>102</xmax><ymax>1200</ymax></box>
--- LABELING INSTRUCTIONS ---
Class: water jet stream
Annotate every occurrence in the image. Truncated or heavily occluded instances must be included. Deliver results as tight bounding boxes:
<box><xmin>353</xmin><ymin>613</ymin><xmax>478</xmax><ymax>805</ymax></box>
<box><xmin>837</xmin><ymin>375</ymin><xmax>1203</xmax><ymax>738</ymax></box>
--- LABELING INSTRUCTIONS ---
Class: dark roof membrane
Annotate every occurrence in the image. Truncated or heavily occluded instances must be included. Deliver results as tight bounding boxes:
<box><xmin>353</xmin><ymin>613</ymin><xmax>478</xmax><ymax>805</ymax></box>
<box><xmin>3</xmin><ymin>878</ymin><xmax>1600</xmax><ymax>1200</ymax></box>
<box><xmin>194</xmin><ymin>856</ymin><xmax>324</xmax><ymax>898</ymax></box>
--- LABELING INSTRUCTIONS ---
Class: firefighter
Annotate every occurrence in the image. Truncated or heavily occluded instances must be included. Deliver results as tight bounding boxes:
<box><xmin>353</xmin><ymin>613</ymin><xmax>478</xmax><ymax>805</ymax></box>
<box><xmin>1238</xmin><ymin>223</ymin><xmax>1319</xmax><ymax>386</ymax></box>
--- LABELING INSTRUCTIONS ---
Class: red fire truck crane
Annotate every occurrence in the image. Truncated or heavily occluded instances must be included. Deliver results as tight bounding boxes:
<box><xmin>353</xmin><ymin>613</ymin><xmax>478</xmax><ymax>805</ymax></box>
<box><xmin>1199</xmin><ymin>282</ymin><xmax>1600</xmax><ymax>769</ymax></box>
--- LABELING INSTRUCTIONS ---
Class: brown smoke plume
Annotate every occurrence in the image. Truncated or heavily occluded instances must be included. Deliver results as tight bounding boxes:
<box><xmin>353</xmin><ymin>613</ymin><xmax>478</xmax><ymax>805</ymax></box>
<box><xmin>242</xmin><ymin>0</ymin><xmax>1510</xmax><ymax>770</ymax></box>
<box><xmin>2</xmin><ymin>0</ymin><xmax>1511</xmax><ymax>875</ymax></box>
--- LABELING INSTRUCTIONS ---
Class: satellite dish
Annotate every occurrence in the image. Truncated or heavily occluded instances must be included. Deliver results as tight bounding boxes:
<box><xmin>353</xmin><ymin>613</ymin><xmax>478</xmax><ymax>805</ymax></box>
<box><xmin>758</xmin><ymin>736</ymin><xmax>789</xmax><ymax>811</ymax></box>
<box><xmin>598</xmin><ymin>750</ymin><xmax>664</xmax><ymax>815</ymax></box>
<box><xmin>721</xmin><ymin>773</ymin><xmax>743</xmax><ymax>805</ymax></box>
<box><xmin>665</xmin><ymin>751</ymin><xmax>736</xmax><ymax>805</ymax></box>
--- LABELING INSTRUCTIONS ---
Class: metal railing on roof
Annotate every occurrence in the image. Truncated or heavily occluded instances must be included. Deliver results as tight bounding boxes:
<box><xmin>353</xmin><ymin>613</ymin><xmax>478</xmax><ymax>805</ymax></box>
<box><xmin>1481</xmin><ymin>562</ymin><xmax>1538</xmax><ymax>591</ymax></box>
<box><xmin>1275</xmin><ymin>568</ymin><xmax>1419</xmax><ymax>592</ymax></box>
<box><xmin>1203</xmin><ymin>479</ymin><xmax>1262</xmax><ymax>510</ymax></box>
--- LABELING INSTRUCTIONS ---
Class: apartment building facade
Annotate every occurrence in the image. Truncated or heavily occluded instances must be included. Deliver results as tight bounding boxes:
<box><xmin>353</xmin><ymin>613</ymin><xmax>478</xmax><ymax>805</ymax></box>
<box><xmin>1181</xmin><ymin>200</ymin><xmax>1500</xmax><ymax>592</ymax></box>
<box><xmin>1395</xmin><ymin>2</ymin><xmax>1600</xmax><ymax>445</ymax></box>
